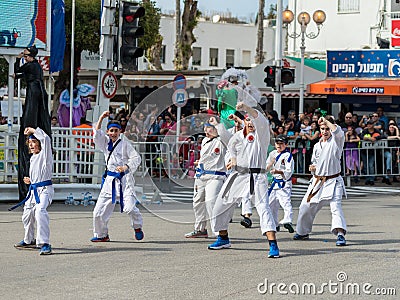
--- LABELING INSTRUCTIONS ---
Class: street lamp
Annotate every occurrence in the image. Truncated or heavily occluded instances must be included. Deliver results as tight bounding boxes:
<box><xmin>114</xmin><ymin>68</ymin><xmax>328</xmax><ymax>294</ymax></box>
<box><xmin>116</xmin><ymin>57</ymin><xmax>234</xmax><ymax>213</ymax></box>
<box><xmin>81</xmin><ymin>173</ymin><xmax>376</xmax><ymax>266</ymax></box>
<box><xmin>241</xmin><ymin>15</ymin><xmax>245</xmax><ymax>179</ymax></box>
<box><xmin>283</xmin><ymin>9</ymin><xmax>326</xmax><ymax>113</ymax></box>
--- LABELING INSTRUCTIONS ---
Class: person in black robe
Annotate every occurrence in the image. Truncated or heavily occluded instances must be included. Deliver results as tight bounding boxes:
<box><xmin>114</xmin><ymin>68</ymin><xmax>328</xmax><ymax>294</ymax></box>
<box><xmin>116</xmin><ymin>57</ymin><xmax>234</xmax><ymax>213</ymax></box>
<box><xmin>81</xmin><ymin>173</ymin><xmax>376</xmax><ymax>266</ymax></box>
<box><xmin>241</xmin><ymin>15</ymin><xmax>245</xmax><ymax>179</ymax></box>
<box><xmin>13</xmin><ymin>45</ymin><xmax>51</xmax><ymax>201</ymax></box>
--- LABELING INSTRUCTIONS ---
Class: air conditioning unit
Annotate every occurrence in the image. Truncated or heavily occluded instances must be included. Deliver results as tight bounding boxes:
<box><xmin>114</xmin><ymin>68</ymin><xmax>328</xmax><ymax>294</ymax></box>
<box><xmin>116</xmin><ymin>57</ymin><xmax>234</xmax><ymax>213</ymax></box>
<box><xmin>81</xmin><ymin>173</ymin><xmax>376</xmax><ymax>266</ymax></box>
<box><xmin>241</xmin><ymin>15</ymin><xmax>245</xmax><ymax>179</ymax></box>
<box><xmin>206</xmin><ymin>76</ymin><xmax>216</xmax><ymax>84</ymax></box>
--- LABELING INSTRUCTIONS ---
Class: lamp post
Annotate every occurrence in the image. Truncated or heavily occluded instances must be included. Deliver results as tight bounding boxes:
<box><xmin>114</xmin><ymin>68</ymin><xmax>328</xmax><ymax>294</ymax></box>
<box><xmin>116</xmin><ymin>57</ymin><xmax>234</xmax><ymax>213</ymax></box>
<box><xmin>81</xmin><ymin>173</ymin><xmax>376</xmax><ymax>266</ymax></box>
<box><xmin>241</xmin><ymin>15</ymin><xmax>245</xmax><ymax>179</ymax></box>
<box><xmin>283</xmin><ymin>9</ymin><xmax>326</xmax><ymax>113</ymax></box>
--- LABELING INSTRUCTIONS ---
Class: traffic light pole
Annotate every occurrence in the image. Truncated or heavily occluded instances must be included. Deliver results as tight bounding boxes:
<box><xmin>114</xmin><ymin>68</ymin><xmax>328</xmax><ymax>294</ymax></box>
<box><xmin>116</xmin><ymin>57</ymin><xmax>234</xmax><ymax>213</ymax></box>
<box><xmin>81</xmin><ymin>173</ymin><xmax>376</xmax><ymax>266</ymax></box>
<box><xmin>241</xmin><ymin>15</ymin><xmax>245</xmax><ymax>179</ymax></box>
<box><xmin>94</xmin><ymin>0</ymin><xmax>117</xmax><ymax>125</ymax></box>
<box><xmin>273</xmin><ymin>0</ymin><xmax>283</xmax><ymax>118</ymax></box>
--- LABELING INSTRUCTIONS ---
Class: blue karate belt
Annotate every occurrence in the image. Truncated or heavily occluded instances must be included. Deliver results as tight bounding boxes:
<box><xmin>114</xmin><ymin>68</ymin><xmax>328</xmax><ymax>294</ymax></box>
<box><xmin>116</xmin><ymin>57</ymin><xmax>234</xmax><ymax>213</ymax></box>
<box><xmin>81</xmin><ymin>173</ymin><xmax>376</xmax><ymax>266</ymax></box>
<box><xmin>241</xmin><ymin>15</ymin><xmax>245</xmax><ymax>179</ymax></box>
<box><xmin>106</xmin><ymin>170</ymin><xmax>129</xmax><ymax>213</ymax></box>
<box><xmin>8</xmin><ymin>180</ymin><xmax>53</xmax><ymax>211</ymax></box>
<box><xmin>195</xmin><ymin>163</ymin><xmax>226</xmax><ymax>178</ymax></box>
<box><xmin>268</xmin><ymin>178</ymin><xmax>287</xmax><ymax>196</ymax></box>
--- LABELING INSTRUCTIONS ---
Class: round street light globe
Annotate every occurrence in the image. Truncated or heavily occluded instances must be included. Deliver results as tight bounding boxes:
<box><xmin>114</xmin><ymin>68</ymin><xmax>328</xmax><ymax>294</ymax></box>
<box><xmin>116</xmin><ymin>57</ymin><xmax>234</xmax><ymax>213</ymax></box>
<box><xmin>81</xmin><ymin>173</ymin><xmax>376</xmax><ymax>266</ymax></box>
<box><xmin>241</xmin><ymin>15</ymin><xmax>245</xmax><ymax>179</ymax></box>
<box><xmin>282</xmin><ymin>9</ymin><xmax>294</xmax><ymax>24</ymax></box>
<box><xmin>297</xmin><ymin>11</ymin><xmax>311</xmax><ymax>25</ymax></box>
<box><xmin>313</xmin><ymin>10</ymin><xmax>326</xmax><ymax>25</ymax></box>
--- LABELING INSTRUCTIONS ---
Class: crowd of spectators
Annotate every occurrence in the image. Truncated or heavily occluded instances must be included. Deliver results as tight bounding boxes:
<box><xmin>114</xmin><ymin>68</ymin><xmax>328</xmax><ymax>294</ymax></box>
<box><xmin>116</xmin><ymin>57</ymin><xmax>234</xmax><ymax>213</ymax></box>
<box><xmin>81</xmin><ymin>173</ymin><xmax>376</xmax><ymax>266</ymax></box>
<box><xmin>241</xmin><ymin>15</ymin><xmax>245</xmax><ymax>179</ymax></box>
<box><xmin>267</xmin><ymin>106</ymin><xmax>400</xmax><ymax>185</ymax></box>
<box><xmin>44</xmin><ymin>102</ymin><xmax>400</xmax><ymax>184</ymax></box>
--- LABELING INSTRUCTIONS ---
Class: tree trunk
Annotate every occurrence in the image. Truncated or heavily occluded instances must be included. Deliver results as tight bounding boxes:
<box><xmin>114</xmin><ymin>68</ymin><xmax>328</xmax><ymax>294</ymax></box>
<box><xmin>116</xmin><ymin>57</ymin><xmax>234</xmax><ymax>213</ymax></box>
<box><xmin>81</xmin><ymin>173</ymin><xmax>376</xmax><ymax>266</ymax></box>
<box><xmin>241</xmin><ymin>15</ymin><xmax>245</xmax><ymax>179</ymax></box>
<box><xmin>255</xmin><ymin>0</ymin><xmax>265</xmax><ymax>64</ymax></box>
<box><xmin>149</xmin><ymin>36</ymin><xmax>163</xmax><ymax>70</ymax></box>
<box><xmin>174</xmin><ymin>0</ymin><xmax>198</xmax><ymax>70</ymax></box>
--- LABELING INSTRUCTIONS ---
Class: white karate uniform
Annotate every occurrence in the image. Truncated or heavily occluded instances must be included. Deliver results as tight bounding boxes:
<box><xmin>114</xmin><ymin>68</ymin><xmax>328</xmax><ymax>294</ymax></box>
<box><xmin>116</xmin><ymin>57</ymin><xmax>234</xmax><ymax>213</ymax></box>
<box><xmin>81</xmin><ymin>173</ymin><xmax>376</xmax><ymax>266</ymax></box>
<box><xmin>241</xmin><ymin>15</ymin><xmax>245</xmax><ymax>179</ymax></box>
<box><xmin>211</xmin><ymin>112</ymin><xmax>276</xmax><ymax>234</ymax></box>
<box><xmin>228</xmin><ymin>126</ymin><xmax>252</xmax><ymax>216</ymax></box>
<box><xmin>296</xmin><ymin>125</ymin><xmax>347</xmax><ymax>236</ymax></box>
<box><xmin>267</xmin><ymin>149</ymin><xmax>294</xmax><ymax>226</ymax></box>
<box><xmin>193</xmin><ymin>124</ymin><xmax>232</xmax><ymax>232</ymax></box>
<box><xmin>22</xmin><ymin>128</ymin><xmax>54</xmax><ymax>246</ymax></box>
<box><xmin>93</xmin><ymin>131</ymin><xmax>142</xmax><ymax>238</ymax></box>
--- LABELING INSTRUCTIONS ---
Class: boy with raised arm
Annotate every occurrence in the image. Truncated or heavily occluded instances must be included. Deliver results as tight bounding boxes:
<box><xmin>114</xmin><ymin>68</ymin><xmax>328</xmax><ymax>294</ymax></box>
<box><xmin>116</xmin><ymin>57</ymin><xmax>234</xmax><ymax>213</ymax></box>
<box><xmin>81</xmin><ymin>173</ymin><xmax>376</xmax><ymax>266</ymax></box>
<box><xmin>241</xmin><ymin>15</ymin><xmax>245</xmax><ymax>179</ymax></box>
<box><xmin>91</xmin><ymin>111</ymin><xmax>144</xmax><ymax>242</ymax></box>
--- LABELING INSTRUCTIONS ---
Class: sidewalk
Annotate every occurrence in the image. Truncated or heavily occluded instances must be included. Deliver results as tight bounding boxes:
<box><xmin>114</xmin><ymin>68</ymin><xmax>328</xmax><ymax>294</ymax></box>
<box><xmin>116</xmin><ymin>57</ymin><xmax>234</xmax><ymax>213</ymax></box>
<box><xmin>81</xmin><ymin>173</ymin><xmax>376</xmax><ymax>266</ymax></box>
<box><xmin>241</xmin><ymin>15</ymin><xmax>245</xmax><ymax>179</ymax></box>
<box><xmin>0</xmin><ymin>192</ymin><xmax>398</xmax><ymax>299</ymax></box>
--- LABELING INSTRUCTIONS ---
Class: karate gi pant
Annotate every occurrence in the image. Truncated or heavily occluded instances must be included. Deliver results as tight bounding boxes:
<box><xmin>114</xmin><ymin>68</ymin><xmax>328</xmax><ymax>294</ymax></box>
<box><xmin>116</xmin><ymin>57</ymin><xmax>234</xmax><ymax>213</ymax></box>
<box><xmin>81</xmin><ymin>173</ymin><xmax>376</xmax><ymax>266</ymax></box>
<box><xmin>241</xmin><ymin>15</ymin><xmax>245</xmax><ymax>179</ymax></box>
<box><xmin>241</xmin><ymin>196</ymin><xmax>253</xmax><ymax>216</ymax></box>
<box><xmin>269</xmin><ymin>185</ymin><xmax>293</xmax><ymax>226</ymax></box>
<box><xmin>211</xmin><ymin>173</ymin><xmax>276</xmax><ymax>234</ymax></box>
<box><xmin>22</xmin><ymin>187</ymin><xmax>53</xmax><ymax>245</ymax></box>
<box><xmin>192</xmin><ymin>178</ymin><xmax>224</xmax><ymax>232</ymax></box>
<box><xmin>93</xmin><ymin>191</ymin><xmax>143</xmax><ymax>238</ymax></box>
<box><xmin>296</xmin><ymin>181</ymin><xmax>347</xmax><ymax>236</ymax></box>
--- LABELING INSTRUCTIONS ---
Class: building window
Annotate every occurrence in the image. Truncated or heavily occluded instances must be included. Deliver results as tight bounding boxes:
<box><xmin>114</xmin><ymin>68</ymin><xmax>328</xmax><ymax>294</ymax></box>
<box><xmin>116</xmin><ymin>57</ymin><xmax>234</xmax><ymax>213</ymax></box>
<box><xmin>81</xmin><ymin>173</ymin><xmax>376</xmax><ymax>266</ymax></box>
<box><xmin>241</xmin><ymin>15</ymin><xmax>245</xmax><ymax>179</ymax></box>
<box><xmin>337</xmin><ymin>0</ymin><xmax>360</xmax><ymax>14</ymax></box>
<box><xmin>192</xmin><ymin>47</ymin><xmax>201</xmax><ymax>65</ymax></box>
<box><xmin>226</xmin><ymin>49</ymin><xmax>235</xmax><ymax>68</ymax></box>
<box><xmin>209</xmin><ymin>48</ymin><xmax>218</xmax><ymax>67</ymax></box>
<box><xmin>242</xmin><ymin>50</ymin><xmax>251</xmax><ymax>68</ymax></box>
<box><xmin>160</xmin><ymin>45</ymin><xmax>166</xmax><ymax>64</ymax></box>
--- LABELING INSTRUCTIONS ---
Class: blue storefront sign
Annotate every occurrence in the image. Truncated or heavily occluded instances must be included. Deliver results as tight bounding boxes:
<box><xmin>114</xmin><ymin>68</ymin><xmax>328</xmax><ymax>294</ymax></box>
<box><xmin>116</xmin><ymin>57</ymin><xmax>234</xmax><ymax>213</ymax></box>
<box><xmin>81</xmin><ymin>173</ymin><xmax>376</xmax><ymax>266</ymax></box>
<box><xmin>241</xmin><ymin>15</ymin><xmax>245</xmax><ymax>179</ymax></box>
<box><xmin>327</xmin><ymin>50</ymin><xmax>400</xmax><ymax>78</ymax></box>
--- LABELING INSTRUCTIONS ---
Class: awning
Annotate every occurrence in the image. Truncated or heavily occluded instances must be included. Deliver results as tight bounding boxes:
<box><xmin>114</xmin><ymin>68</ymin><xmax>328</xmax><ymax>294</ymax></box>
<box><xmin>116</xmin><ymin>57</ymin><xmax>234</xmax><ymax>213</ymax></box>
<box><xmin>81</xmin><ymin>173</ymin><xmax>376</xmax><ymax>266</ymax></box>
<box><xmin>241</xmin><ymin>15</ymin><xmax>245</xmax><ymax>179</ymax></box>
<box><xmin>286</xmin><ymin>56</ymin><xmax>326</xmax><ymax>73</ymax></box>
<box><xmin>308</xmin><ymin>79</ymin><xmax>400</xmax><ymax>96</ymax></box>
<box><xmin>262</xmin><ymin>92</ymin><xmax>326</xmax><ymax>99</ymax></box>
<box><xmin>120</xmin><ymin>75</ymin><xmax>204</xmax><ymax>89</ymax></box>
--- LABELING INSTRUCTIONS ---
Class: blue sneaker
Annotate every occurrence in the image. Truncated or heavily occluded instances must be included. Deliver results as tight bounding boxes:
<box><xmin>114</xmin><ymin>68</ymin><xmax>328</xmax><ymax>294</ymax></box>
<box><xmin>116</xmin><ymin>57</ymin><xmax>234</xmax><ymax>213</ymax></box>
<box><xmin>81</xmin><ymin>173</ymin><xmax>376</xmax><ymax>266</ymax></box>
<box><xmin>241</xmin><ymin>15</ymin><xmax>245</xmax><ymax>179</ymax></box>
<box><xmin>293</xmin><ymin>233</ymin><xmax>309</xmax><ymax>240</ymax></box>
<box><xmin>208</xmin><ymin>236</ymin><xmax>231</xmax><ymax>250</ymax></box>
<box><xmin>134</xmin><ymin>228</ymin><xmax>144</xmax><ymax>241</ymax></box>
<box><xmin>336</xmin><ymin>235</ymin><xmax>346</xmax><ymax>246</ymax></box>
<box><xmin>268</xmin><ymin>243</ymin><xmax>280</xmax><ymax>258</ymax></box>
<box><xmin>39</xmin><ymin>244</ymin><xmax>52</xmax><ymax>255</ymax></box>
<box><xmin>90</xmin><ymin>235</ymin><xmax>110</xmax><ymax>242</ymax></box>
<box><xmin>14</xmin><ymin>239</ymin><xmax>37</xmax><ymax>249</ymax></box>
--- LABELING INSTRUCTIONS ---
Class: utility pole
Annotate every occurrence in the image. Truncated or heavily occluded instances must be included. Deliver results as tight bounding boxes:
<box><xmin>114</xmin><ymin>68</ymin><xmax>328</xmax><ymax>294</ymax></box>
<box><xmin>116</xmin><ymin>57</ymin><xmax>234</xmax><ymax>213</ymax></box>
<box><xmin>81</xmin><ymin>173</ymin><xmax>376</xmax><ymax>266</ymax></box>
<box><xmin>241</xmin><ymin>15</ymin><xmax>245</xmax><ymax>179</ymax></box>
<box><xmin>273</xmin><ymin>0</ymin><xmax>283</xmax><ymax>117</ymax></box>
<box><xmin>94</xmin><ymin>0</ymin><xmax>118</xmax><ymax>123</ymax></box>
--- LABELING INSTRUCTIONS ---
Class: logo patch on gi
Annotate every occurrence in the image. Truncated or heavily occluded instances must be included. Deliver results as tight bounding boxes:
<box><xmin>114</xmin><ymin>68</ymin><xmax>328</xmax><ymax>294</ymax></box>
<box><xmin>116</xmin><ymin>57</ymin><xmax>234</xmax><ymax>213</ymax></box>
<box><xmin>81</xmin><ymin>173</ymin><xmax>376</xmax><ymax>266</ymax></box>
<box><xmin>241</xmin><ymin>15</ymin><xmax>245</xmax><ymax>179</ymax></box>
<box><xmin>214</xmin><ymin>147</ymin><xmax>220</xmax><ymax>155</ymax></box>
<box><xmin>247</xmin><ymin>134</ymin><xmax>255</xmax><ymax>143</ymax></box>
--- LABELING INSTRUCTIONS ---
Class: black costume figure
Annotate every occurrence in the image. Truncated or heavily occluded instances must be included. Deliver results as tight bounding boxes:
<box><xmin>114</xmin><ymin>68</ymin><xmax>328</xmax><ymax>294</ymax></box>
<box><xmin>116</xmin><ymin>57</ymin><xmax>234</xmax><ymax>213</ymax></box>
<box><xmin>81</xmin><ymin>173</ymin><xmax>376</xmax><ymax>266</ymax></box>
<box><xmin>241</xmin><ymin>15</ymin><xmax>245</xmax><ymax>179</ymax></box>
<box><xmin>14</xmin><ymin>46</ymin><xmax>51</xmax><ymax>201</ymax></box>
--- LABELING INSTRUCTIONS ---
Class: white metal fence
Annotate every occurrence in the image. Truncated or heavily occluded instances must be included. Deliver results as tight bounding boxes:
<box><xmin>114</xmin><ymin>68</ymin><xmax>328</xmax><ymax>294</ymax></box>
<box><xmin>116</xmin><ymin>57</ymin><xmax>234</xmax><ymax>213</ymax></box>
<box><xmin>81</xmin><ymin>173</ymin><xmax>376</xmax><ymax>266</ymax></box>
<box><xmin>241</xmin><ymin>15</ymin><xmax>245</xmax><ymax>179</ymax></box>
<box><xmin>1</xmin><ymin>128</ymin><xmax>399</xmax><ymax>185</ymax></box>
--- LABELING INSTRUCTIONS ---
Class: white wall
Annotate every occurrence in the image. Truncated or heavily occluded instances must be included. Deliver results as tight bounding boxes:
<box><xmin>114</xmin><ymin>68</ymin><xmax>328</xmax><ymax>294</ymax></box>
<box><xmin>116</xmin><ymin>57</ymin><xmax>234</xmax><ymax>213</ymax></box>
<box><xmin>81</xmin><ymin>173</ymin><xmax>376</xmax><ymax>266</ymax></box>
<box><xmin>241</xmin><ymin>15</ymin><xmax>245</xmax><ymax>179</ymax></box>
<box><xmin>160</xmin><ymin>16</ymin><xmax>280</xmax><ymax>70</ymax></box>
<box><xmin>286</xmin><ymin>0</ymin><xmax>383</xmax><ymax>55</ymax></box>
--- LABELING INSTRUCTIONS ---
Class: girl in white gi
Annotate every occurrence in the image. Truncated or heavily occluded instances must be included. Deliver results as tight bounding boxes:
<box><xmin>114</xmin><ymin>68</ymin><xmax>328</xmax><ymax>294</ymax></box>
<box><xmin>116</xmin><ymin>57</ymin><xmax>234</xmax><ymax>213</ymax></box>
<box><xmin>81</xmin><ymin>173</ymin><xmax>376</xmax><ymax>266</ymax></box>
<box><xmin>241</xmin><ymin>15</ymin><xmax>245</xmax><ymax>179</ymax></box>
<box><xmin>91</xmin><ymin>111</ymin><xmax>143</xmax><ymax>242</ymax></box>
<box><xmin>185</xmin><ymin>117</ymin><xmax>232</xmax><ymax>238</ymax></box>
<box><xmin>294</xmin><ymin>116</ymin><xmax>347</xmax><ymax>246</ymax></box>
<box><xmin>13</xmin><ymin>127</ymin><xmax>54</xmax><ymax>255</ymax></box>
<box><xmin>209</xmin><ymin>102</ymin><xmax>280</xmax><ymax>258</ymax></box>
<box><xmin>267</xmin><ymin>134</ymin><xmax>294</xmax><ymax>233</ymax></box>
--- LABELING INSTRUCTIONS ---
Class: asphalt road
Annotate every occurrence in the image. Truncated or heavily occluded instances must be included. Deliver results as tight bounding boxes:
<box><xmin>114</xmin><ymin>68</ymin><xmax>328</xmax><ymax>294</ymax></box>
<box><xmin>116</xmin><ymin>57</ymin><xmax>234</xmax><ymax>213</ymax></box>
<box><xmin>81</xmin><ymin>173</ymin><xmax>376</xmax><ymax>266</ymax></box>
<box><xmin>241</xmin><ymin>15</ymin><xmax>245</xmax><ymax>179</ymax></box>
<box><xmin>0</xmin><ymin>193</ymin><xmax>398</xmax><ymax>299</ymax></box>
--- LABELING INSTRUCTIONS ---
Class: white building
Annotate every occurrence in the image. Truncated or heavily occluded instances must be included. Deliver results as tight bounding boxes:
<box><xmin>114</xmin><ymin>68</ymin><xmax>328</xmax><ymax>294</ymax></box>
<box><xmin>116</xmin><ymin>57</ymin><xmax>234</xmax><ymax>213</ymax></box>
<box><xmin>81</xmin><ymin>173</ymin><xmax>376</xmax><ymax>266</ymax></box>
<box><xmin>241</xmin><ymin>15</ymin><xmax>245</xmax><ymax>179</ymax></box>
<box><xmin>286</xmin><ymin>0</ymin><xmax>400</xmax><ymax>57</ymax></box>
<box><xmin>159</xmin><ymin>16</ymin><xmax>279</xmax><ymax>70</ymax></box>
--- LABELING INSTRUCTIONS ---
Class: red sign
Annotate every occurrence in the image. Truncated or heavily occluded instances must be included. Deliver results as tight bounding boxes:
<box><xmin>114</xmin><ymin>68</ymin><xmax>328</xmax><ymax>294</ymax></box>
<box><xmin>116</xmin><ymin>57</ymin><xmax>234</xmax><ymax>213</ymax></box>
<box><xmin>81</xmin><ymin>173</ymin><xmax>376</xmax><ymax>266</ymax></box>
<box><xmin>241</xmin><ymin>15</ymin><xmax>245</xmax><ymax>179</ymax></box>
<box><xmin>391</xmin><ymin>20</ymin><xmax>400</xmax><ymax>47</ymax></box>
<box><xmin>173</xmin><ymin>74</ymin><xmax>186</xmax><ymax>90</ymax></box>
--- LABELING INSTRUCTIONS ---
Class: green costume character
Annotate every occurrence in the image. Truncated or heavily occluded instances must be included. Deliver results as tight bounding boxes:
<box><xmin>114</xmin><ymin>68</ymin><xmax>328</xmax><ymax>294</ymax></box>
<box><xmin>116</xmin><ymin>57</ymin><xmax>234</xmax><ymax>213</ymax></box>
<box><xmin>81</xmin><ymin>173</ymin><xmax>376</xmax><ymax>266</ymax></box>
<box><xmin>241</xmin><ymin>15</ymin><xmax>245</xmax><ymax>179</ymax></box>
<box><xmin>216</xmin><ymin>87</ymin><xmax>237</xmax><ymax>129</ymax></box>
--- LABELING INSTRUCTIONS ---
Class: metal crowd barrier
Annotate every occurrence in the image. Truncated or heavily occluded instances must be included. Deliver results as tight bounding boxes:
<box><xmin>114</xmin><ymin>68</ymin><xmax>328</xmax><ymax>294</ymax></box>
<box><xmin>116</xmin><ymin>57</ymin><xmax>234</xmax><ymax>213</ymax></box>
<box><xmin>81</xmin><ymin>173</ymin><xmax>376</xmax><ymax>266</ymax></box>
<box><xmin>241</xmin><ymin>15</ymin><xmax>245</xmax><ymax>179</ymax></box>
<box><xmin>286</xmin><ymin>139</ymin><xmax>400</xmax><ymax>185</ymax></box>
<box><xmin>1</xmin><ymin>128</ymin><xmax>399</xmax><ymax>186</ymax></box>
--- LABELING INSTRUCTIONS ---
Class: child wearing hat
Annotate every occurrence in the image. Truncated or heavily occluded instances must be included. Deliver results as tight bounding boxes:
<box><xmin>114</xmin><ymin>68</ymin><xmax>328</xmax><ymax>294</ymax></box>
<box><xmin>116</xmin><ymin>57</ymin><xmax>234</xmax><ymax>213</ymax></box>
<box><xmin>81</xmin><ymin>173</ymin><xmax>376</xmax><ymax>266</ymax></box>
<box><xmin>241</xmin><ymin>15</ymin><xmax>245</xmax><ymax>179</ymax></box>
<box><xmin>91</xmin><ymin>111</ymin><xmax>144</xmax><ymax>242</ymax></box>
<box><xmin>13</xmin><ymin>127</ymin><xmax>54</xmax><ymax>255</ymax></box>
<box><xmin>266</xmin><ymin>134</ymin><xmax>294</xmax><ymax>233</ymax></box>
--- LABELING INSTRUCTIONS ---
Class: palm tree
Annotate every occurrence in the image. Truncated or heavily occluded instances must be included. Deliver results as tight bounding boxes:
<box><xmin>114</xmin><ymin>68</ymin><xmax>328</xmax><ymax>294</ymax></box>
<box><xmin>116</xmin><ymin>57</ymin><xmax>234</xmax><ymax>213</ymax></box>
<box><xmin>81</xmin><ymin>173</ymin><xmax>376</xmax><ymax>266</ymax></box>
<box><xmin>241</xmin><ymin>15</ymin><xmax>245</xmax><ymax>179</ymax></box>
<box><xmin>255</xmin><ymin>0</ymin><xmax>265</xmax><ymax>64</ymax></box>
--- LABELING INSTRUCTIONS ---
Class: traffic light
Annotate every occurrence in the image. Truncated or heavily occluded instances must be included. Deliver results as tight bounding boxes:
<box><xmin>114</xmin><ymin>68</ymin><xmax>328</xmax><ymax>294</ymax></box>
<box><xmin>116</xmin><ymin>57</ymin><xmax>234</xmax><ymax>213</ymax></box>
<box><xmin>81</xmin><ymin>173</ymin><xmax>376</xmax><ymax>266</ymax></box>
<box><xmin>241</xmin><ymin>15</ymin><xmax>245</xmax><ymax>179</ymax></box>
<box><xmin>281</xmin><ymin>68</ymin><xmax>295</xmax><ymax>85</ymax></box>
<box><xmin>264</xmin><ymin>66</ymin><xmax>276</xmax><ymax>87</ymax></box>
<box><xmin>119</xmin><ymin>2</ymin><xmax>145</xmax><ymax>70</ymax></box>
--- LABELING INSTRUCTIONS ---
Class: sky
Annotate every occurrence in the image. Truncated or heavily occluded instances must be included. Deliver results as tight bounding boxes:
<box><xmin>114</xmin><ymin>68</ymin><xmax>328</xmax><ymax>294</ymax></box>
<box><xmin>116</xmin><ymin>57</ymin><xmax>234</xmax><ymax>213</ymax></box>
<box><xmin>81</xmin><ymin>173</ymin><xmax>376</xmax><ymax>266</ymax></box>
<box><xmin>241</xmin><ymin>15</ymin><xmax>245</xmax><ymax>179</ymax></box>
<box><xmin>153</xmin><ymin>0</ymin><xmax>289</xmax><ymax>22</ymax></box>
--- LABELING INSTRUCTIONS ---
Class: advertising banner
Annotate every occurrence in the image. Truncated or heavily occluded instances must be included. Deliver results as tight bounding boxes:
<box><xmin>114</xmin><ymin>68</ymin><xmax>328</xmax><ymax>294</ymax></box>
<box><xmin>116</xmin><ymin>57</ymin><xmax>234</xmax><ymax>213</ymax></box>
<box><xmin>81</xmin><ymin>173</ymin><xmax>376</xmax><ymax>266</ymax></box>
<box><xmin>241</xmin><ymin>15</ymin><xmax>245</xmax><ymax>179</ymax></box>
<box><xmin>0</xmin><ymin>0</ymin><xmax>48</xmax><ymax>52</ymax></box>
<box><xmin>391</xmin><ymin>19</ymin><xmax>400</xmax><ymax>47</ymax></box>
<box><xmin>327</xmin><ymin>50</ymin><xmax>400</xmax><ymax>78</ymax></box>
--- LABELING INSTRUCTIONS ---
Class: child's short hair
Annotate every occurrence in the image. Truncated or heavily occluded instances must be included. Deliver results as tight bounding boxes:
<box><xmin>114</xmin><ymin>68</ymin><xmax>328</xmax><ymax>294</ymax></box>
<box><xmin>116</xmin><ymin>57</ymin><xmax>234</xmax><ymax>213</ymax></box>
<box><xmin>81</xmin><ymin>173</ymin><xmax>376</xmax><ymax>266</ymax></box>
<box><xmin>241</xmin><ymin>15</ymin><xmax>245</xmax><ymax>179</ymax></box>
<box><xmin>26</xmin><ymin>135</ymin><xmax>41</xmax><ymax>153</ymax></box>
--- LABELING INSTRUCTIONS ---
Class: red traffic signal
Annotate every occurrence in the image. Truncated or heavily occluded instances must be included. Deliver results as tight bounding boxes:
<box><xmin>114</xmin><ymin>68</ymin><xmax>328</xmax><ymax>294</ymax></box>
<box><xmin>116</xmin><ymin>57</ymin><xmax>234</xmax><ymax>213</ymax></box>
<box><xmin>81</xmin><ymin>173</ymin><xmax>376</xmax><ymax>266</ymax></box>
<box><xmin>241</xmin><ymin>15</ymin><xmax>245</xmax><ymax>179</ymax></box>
<box><xmin>123</xmin><ymin>5</ymin><xmax>145</xmax><ymax>22</ymax></box>
<box><xmin>264</xmin><ymin>66</ymin><xmax>276</xmax><ymax>88</ymax></box>
<box><xmin>119</xmin><ymin>3</ymin><xmax>145</xmax><ymax>70</ymax></box>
